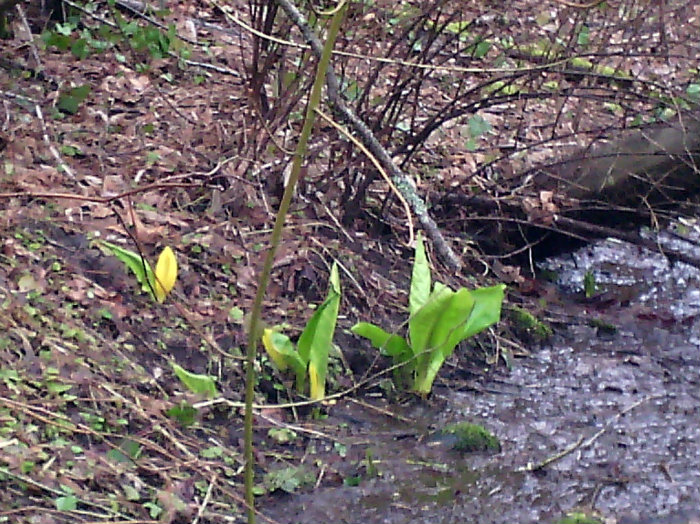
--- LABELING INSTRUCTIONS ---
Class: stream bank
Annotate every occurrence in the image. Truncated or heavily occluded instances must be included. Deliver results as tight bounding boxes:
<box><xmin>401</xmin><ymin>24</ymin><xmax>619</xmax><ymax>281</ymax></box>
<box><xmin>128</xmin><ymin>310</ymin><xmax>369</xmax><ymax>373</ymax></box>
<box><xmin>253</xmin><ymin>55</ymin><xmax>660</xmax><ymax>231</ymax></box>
<box><xmin>262</xmin><ymin>236</ymin><xmax>700</xmax><ymax>524</ymax></box>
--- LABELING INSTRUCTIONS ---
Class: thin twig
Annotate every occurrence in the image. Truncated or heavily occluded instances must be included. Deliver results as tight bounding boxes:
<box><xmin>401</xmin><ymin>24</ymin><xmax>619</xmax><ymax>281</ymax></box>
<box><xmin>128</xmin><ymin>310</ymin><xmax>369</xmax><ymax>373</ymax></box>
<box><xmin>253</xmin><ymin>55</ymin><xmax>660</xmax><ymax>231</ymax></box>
<box><xmin>191</xmin><ymin>474</ymin><xmax>217</xmax><ymax>524</ymax></box>
<box><xmin>34</xmin><ymin>103</ymin><xmax>76</xmax><ymax>179</ymax></box>
<box><xmin>211</xmin><ymin>0</ymin><xmax>572</xmax><ymax>76</ymax></box>
<box><xmin>0</xmin><ymin>182</ymin><xmax>196</xmax><ymax>203</ymax></box>
<box><xmin>518</xmin><ymin>393</ymin><xmax>663</xmax><ymax>472</ymax></box>
<box><xmin>315</xmin><ymin>108</ymin><xmax>414</xmax><ymax>246</ymax></box>
<box><xmin>273</xmin><ymin>0</ymin><xmax>462</xmax><ymax>269</ymax></box>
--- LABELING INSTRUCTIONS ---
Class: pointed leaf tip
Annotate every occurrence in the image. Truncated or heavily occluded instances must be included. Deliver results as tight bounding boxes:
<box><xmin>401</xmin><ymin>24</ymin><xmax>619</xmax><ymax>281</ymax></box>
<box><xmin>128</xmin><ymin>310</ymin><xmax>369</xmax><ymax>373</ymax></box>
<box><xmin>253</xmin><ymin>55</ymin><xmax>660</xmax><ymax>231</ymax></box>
<box><xmin>154</xmin><ymin>246</ymin><xmax>177</xmax><ymax>302</ymax></box>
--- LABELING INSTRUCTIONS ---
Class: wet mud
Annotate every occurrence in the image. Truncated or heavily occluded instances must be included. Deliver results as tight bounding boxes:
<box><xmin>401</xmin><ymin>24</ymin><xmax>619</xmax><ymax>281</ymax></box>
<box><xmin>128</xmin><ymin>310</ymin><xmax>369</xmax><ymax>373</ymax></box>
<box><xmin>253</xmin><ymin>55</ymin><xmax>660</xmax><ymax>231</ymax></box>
<box><xmin>262</xmin><ymin>237</ymin><xmax>700</xmax><ymax>524</ymax></box>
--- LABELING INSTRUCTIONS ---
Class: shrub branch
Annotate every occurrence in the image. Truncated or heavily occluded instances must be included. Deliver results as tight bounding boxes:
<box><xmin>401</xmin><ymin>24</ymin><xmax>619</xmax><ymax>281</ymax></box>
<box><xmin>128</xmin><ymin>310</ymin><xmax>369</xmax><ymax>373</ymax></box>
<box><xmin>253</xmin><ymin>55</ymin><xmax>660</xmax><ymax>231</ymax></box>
<box><xmin>274</xmin><ymin>0</ymin><xmax>463</xmax><ymax>271</ymax></box>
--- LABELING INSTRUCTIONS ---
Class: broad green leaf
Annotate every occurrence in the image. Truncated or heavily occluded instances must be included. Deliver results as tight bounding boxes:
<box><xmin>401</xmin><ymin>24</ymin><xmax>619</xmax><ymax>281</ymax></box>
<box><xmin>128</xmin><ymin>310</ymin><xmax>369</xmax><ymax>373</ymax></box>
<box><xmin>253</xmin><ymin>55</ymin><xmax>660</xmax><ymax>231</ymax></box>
<box><xmin>414</xmin><ymin>288</ymin><xmax>475</xmax><ymax>394</ymax></box>
<box><xmin>153</xmin><ymin>246</ymin><xmax>177</xmax><ymax>302</ymax></box>
<box><xmin>171</xmin><ymin>362</ymin><xmax>218</xmax><ymax>398</ymax></box>
<box><xmin>298</xmin><ymin>296</ymin><xmax>336</xmax><ymax>363</ymax></box>
<box><xmin>350</xmin><ymin>322</ymin><xmax>411</xmax><ymax>358</ymax></box>
<box><xmin>409</xmin><ymin>284</ymin><xmax>453</xmax><ymax>356</ymax></box>
<box><xmin>98</xmin><ymin>240</ymin><xmax>154</xmax><ymax>297</ymax></box>
<box><xmin>459</xmin><ymin>284</ymin><xmax>506</xmax><ymax>340</ymax></box>
<box><xmin>428</xmin><ymin>288</ymin><xmax>476</xmax><ymax>357</ymax></box>
<box><xmin>431</xmin><ymin>281</ymin><xmax>449</xmax><ymax>297</ymax></box>
<box><xmin>351</xmin><ymin>322</ymin><xmax>412</xmax><ymax>388</ymax></box>
<box><xmin>409</xmin><ymin>232</ymin><xmax>431</xmax><ymax>316</ymax></box>
<box><xmin>299</xmin><ymin>262</ymin><xmax>340</xmax><ymax>400</ymax></box>
<box><xmin>262</xmin><ymin>329</ymin><xmax>293</xmax><ymax>371</ymax></box>
<box><xmin>409</xmin><ymin>286</ymin><xmax>453</xmax><ymax>381</ymax></box>
<box><xmin>57</xmin><ymin>84</ymin><xmax>91</xmax><ymax>114</ymax></box>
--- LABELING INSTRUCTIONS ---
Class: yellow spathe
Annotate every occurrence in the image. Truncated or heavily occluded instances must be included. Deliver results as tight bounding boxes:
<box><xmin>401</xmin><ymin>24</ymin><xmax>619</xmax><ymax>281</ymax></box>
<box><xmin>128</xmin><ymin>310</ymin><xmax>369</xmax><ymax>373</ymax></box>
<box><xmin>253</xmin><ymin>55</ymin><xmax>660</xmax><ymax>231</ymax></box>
<box><xmin>154</xmin><ymin>246</ymin><xmax>177</xmax><ymax>302</ymax></box>
<box><xmin>262</xmin><ymin>328</ymin><xmax>289</xmax><ymax>371</ymax></box>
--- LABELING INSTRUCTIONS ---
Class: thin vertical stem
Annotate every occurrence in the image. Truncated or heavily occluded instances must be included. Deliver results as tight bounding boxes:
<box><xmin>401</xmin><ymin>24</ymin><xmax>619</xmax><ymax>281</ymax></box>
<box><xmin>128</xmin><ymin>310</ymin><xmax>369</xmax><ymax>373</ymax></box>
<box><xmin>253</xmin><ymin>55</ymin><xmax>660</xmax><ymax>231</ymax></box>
<box><xmin>242</xmin><ymin>3</ymin><xmax>347</xmax><ymax>523</ymax></box>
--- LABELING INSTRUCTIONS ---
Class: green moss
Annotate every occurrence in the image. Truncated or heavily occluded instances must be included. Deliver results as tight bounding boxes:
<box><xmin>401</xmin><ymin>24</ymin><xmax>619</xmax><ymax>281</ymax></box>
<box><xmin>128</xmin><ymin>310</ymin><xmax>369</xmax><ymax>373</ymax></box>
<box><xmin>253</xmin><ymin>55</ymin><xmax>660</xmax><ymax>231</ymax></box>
<box><xmin>439</xmin><ymin>422</ymin><xmax>500</xmax><ymax>452</ymax></box>
<box><xmin>588</xmin><ymin>318</ymin><xmax>617</xmax><ymax>335</ymax></box>
<box><xmin>512</xmin><ymin>307</ymin><xmax>553</xmax><ymax>340</ymax></box>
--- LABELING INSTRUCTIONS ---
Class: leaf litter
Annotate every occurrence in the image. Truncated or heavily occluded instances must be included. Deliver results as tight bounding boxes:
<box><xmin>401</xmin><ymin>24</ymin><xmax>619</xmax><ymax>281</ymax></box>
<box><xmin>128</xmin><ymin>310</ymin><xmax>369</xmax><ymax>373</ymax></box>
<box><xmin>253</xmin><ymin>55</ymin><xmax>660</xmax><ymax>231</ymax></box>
<box><xmin>1</xmin><ymin>0</ymin><xmax>698</xmax><ymax>523</ymax></box>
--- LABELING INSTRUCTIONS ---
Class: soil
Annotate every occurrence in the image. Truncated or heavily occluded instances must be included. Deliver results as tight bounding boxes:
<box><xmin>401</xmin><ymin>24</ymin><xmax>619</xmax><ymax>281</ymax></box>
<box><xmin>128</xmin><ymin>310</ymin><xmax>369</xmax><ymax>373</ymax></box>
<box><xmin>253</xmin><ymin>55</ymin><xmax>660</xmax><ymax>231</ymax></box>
<box><xmin>1</xmin><ymin>208</ymin><xmax>698</xmax><ymax>524</ymax></box>
<box><xmin>1</xmin><ymin>1</ymin><xmax>699</xmax><ymax>523</ymax></box>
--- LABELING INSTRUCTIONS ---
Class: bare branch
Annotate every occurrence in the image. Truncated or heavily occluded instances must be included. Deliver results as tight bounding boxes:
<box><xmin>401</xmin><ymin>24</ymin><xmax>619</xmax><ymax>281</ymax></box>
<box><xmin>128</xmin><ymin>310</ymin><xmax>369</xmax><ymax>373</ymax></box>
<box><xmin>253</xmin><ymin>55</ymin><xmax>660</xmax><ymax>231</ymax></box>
<box><xmin>274</xmin><ymin>0</ymin><xmax>463</xmax><ymax>271</ymax></box>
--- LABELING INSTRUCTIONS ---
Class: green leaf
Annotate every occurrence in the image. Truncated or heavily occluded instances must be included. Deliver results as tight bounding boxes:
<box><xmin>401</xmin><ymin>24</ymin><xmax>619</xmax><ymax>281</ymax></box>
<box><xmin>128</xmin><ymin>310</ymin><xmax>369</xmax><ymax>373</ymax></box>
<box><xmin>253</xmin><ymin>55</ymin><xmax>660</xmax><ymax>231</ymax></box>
<box><xmin>200</xmin><ymin>446</ymin><xmax>223</xmax><ymax>458</ymax></box>
<box><xmin>71</xmin><ymin>37</ymin><xmax>89</xmax><ymax>59</ymax></box>
<box><xmin>409</xmin><ymin>286</ymin><xmax>454</xmax><ymax>388</ymax></box>
<box><xmin>165</xmin><ymin>401</ymin><xmax>197</xmax><ymax>427</ymax></box>
<box><xmin>261</xmin><ymin>329</ymin><xmax>307</xmax><ymax>390</ymax></box>
<box><xmin>97</xmin><ymin>240</ymin><xmax>154</xmax><ymax>298</ymax></box>
<box><xmin>229</xmin><ymin>306</ymin><xmax>244</xmax><ymax>321</ymax></box>
<box><xmin>171</xmin><ymin>362</ymin><xmax>218</xmax><ymax>398</ymax></box>
<box><xmin>687</xmin><ymin>83</ymin><xmax>700</xmax><ymax>101</ymax></box>
<box><xmin>444</xmin><ymin>20</ymin><xmax>470</xmax><ymax>34</ymax></box>
<box><xmin>57</xmin><ymin>84</ymin><xmax>91</xmax><ymax>115</ymax></box>
<box><xmin>414</xmin><ymin>288</ymin><xmax>475</xmax><ymax>394</ymax></box>
<box><xmin>428</xmin><ymin>288</ymin><xmax>476</xmax><ymax>357</ymax></box>
<box><xmin>55</xmin><ymin>495</ymin><xmax>78</xmax><ymax>511</ymax></box>
<box><xmin>263</xmin><ymin>466</ymin><xmax>313</xmax><ymax>494</ymax></box>
<box><xmin>123</xmin><ymin>484</ymin><xmax>140</xmax><ymax>501</ymax></box>
<box><xmin>350</xmin><ymin>322</ymin><xmax>411</xmax><ymax>358</ymax></box>
<box><xmin>583</xmin><ymin>271</ymin><xmax>596</xmax><ymax>298</ymax></box>
<box><xmin>409</xmin><ymin>284</ymin><xmax>453</xmax><ymax>356</ymax></box>
<box><xmin>577</xmin><ymin>25</ymin><xmax>590</xmax><ymax>46</ymax></box>
<box><xmin>409</xmin><ymin>232</ymin><xmax>431</xmax><ymax>316</ymax></box>
<box><xmin>351</xmin><ymin>321</ymin><xmax>413</xmax><ymax>388</ymax></box>
<box><xmin>262</xmin><ymin>329</ymin><xmax>293</xmax><ymax>371</ymax></box>
<box><xmin>459</xmin><ymin>284</ymin><xmax>506</xmax><ymax>340</ymax></box>
<box><xmin>268</xmin><ymin>427</ymin><xmax>297</xmax><ymax>444</ymax></box>
<box><xmin>298</xmin><ymin>262</ymin><xmax>341</xmax><ymax>400</ymax></box>
<box><xmin>144</xmin><ymin>501</ymin><xmax>163</xmax><ymax>519</ymax></box>
<box><xmin>468</xmin><ymin>114</ymin><xmax>491</xmax><ymax>138</ymax></box>
<box><xmin>475</xmin><ymin>40</ymin><xmax>491</xmax><ymax>59</ymax></box>
<box><xmin>47</xmin><ymin>381</ymin><xmax>73</xmax><ymax>394</ymax></box>
<box><xmin>105</xmin><ymin>439</ymin><xmax>142</xmax><ymax>464</ymax></box>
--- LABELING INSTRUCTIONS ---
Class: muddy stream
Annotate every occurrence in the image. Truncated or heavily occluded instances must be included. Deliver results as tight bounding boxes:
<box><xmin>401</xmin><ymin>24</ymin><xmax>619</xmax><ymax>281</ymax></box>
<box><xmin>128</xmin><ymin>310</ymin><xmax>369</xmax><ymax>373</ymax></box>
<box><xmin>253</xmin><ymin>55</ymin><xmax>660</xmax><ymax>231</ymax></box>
<box><xmin>263</xmin><ymin>233</ymin><xmax>700</xmax><ymax>524</ymax></box>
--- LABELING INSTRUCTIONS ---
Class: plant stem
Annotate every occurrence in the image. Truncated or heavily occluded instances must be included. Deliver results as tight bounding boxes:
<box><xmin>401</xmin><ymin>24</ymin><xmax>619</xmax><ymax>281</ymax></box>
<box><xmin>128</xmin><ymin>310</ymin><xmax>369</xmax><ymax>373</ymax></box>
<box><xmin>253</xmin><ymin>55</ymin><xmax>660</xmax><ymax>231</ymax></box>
<box><xmin>242</xmin><ymin>4</ymin><xmax>347</xmax><ymax>523</ymax></box>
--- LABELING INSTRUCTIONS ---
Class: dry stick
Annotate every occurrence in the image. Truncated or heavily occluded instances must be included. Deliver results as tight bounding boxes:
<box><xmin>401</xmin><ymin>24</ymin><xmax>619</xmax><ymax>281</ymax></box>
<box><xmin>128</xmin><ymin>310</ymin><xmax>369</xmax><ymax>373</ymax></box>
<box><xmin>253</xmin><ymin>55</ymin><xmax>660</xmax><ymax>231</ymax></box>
<box><xmin>34</xmin><ymin>103</ymin><xmax>76</xmax><ymax>180</ymax></box>
<box><xmin>191</xmin><ymin>474</ymin><xmax>217</xmax><ymax>524</ymax></box>
<box><xmin>0</xmin><ymin>182</ymin><xmax>195</xmax><ymax>204</ymax></box>
<box><xmin>274</xmin><ymin>0</ymin><xmax>462</xmax><ymax>271</ymax></box>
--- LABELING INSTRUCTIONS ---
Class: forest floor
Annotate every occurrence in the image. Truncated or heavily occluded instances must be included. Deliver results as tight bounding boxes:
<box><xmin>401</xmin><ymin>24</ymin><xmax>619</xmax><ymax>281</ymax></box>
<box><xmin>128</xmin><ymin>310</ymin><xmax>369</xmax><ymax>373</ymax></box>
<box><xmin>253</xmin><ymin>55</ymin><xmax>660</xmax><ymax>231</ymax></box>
<box><xmin>1</xmin><ymin>1</ymin><xmax>699</xmax><ymax>523</ymax></box>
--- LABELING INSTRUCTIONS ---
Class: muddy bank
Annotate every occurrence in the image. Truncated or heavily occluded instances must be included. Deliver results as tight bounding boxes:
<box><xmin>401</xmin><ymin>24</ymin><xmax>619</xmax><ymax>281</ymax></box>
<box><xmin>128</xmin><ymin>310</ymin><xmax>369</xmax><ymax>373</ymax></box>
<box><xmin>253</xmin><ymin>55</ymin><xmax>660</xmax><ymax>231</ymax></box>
<box><xmin>261</xmin><ymin>238</ymin><xmax>700</xmax><ymax>524</ymax></box>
